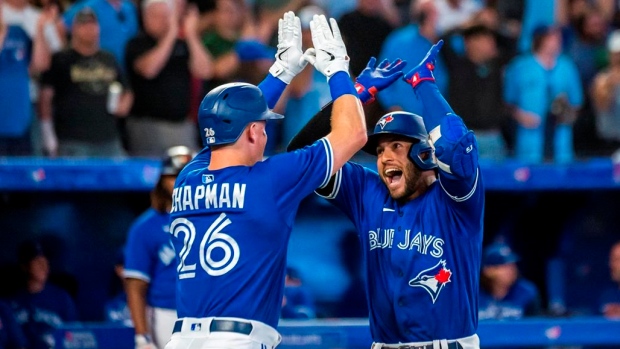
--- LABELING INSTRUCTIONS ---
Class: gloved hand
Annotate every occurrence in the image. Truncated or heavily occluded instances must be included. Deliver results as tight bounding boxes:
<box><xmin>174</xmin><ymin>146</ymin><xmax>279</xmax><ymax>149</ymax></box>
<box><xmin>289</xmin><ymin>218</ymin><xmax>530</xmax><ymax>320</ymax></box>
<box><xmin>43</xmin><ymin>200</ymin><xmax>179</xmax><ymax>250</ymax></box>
<box><xmin>303</xmin><ymin>14</ymin><xmax>350</xmax><ymax>80</ymax></box>
<box><xmin>234</xmin><ymin>39</ymin><xmax>276</xmax><ymax>62</ymax></box>
<box><xmin>403</xmin><ymin>39</ymin><xmax>444</xmax><ymax>89</ymax></box>
<box><xmin>135</xmin><ymin>334</ymin><xmax>158</xmax><ymax>349</ymax></box>
<box><xmin>355</xmin><ymin>57</ymin><xmax>407</xmax><ymax>104</ymax></box>
<box><xmin>269</xmin><ymin>11</ymin><xmax>307</xmax><ymax>84</ymax></box>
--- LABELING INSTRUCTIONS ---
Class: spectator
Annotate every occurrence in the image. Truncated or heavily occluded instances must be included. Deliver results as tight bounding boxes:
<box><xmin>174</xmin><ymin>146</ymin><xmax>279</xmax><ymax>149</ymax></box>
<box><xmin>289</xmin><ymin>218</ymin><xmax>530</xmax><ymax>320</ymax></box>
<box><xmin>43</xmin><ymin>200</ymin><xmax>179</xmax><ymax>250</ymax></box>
<box><xmin>9</xmin><ymin>239</ymin><xmax>78</xmax><ymax>349</ymax></box>
<box><xmin>504</xmin><ymin>24</ymin><xmax>583</xmax><ymax>164</ymax></box>
<box><xmin>123</xmin><ymin>146</ymin><xmax>192</xmax><ymax>349</ymax></box>
<box><xmin>62</xmin><ymin>0</ymin><xmax>139</xmax><ymax>69</ymax></box>
<box><xmin>435</xmin><ymin>0</ymin><xmax>482</xmax><ymax>36</ymax></box>
<box><xmin>337</xmin><ymin>0</ymin><xmax>400</xmax><ymax>78</ymax></box>
<box><xmin>281</xmin><ymin>267</ymin><xmax>316</xmax><ymax>319</ymax></box>
<box><xmin>598</xmin><ymin>241</ymin><xmax>620</xmax><ymax>319</ymax></box>
<box><xmin>125</xmin><ymin>0</ymin><xmax>213</xmax><ymax>157</ymax></box>
<box><xmin>0</xmin><ymin>0</ymin><xmax>61</xmax><ymax>156</ymax></box>
<box><xmin>442</xmin><ymin>24</ymin><xmax>514</xmax><ymax>160</ymax></box>
<box><xmin>38</xmin><ymin>7</ymin><xmax>132</xmax><ymax>157</ymax></box>
<box><xmin>590</xmin><ymin>29</ymin><xmax>620</xmax><ymax>155</ymax></box>
<box><xmin>479</xmin><ymin>242</ymin><xmax>542</xmax><ymax>320</ymax></box>
<box><xmin>103</xmin><ymin>248</ymin><xmax>132</xmax><ymax>327</ymax></box>
<box><xmin>377</xmin><ymin>0</ymin><xmax>449</xmax><ymax>116</ymax></box>
<box><xmin>0</xmin><ymin>299</ymin><xmax>27</xmax><ymax>349</ymax></box>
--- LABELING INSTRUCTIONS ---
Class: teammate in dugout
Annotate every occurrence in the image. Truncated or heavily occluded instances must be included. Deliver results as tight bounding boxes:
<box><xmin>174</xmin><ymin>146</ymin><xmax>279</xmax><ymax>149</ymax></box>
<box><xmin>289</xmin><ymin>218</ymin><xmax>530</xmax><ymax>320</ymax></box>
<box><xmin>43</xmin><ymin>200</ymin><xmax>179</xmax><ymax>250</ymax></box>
<box><xmin>288</xmin><ymin>40</ymin><xmax>484</xmax><ymax>349</ymax></box>
<box><xmin>123</xmin><ymin>146</ymin><xmax>194</xmax><ymax>349</ymax></box>
<box><xmin>164</xmin><ymin>12</ymin><xmax>368</xmax><ymax>349</ymax></box>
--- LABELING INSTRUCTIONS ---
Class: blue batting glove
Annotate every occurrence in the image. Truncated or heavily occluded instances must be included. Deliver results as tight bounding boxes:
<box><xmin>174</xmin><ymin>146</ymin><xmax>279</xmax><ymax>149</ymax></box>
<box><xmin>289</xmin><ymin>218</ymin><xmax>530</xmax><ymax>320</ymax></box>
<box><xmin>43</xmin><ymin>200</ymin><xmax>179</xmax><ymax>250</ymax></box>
<box><xmin>234</xmin><ymin>40</ymin><xmax>276</xmax><ymax>62</ymax></box>
<box><xmin>403</xmin><ymin>39</ymin><xmax>444</xmax><ymax>89</ymax></box>
<box><xmin>355</xmin><ymin>57</ymin><xmax>407</xmax><ymax>104</ymax></box>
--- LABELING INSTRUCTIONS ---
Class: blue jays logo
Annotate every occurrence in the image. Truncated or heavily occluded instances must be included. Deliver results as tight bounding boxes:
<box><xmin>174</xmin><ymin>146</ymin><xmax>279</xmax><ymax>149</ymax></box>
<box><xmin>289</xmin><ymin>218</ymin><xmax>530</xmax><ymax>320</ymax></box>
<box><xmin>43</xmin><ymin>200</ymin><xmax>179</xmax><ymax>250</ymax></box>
<box><xmin>377</xmin><ymin>114</ymin><xmax>394</xmax><ymax>129</ymax></box>
<box><xmin>408</xmin><ymin>260</ymin><xmax>452</xmax><ymax>303</ymax></box>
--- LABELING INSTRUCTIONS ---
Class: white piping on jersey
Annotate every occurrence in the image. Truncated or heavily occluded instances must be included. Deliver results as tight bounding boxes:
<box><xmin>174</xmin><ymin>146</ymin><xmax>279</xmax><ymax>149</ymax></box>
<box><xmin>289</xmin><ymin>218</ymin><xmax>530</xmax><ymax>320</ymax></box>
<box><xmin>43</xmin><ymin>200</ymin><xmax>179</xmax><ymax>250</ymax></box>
<box><xmin>429</xmin><ymin>125</ymin><xmax>441</xmax><ymax>145</ymax></box>
<box><xmin>122</xmin><ymin>269</ymin><xmax>151</xmax><ymax>283</ymax></box>
<box><xmin>382</xmin><ymin>208</ymin><xmax>395</xmax><ymax>212</ymax></box>
<box><xmin>437</xmin><ymin>159</ymin><xmax>451</xmax><ymax>174</ymax></box>
<box><xmin>439</xmin><ymin>168</ymin><xmax>479</xmax><ymax>202</ymax></box>
<box><xmin>318</xmin><ymin>167</ymin><xmax>342</xmax><ymax>199</ymax></box>
<box><xmin>319</xmin><ymin>138</ymin><xmax>334</xmax><ymax>189</ymax></box>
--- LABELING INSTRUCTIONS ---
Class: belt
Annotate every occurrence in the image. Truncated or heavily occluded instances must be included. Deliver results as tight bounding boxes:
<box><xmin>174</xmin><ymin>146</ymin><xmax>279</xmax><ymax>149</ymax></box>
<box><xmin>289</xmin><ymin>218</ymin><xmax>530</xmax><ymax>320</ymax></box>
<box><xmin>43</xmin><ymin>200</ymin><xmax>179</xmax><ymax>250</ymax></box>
<box><xmin>173</xmin><ymin>319</ymin><xmax>253</xmax><ymax>335</ymax></box>
<box><xmin>381</xmin><ymin>342</ymin><xmax>463</xmax><ymax>349</ymax></box>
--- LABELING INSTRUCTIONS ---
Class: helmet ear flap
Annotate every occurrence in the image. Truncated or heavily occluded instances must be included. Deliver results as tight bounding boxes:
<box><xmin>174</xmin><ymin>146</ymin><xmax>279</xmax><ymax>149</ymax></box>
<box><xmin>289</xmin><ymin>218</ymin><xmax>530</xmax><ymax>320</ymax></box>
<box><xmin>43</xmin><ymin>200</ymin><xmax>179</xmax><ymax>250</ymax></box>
<box><xmin>408</xmin><ymin>139</ymin><xmax>437</xmax><ymax>170</ymax></box>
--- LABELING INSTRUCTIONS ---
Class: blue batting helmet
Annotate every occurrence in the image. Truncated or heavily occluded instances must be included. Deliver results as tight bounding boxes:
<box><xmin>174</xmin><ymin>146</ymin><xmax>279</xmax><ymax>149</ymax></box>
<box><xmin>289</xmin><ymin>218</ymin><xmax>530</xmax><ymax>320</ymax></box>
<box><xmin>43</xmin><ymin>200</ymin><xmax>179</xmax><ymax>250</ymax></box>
<box><xmin>198</xmin><ymin>82</ymin><xmax>284</xmax><ymax>146</ymax></box>
<box><xmin>362</xmin><ymin>112</ymin><xmax>437</xmax><ymax>170</ymax></box>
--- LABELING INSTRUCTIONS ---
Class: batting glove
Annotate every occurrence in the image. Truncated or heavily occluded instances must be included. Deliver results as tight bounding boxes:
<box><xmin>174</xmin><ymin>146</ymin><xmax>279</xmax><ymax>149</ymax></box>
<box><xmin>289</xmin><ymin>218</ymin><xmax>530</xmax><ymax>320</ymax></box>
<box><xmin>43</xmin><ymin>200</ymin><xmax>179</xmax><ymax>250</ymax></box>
<box><xmin>135</xmin><ymin>334</ymin><xmax>158</xmax><ymax>349</ymax></box>
<box><xmin>303</xmin><ymin>14</ymin><xmax>350</xmax><ymax>80</ymax></box>
<box><xmin>355</xmin><ymin>57</ymin><xmax>407</xmax><ymax>104</ymax></box>
<box><xmin>269</xmin><ymin>11</ymin><xmax>307</xmax><ymax>84</ymax></box>
<box><xmin>403</xmin><ymin>39</ymin><xmax>444</xmax><ymax>89</ymax></box>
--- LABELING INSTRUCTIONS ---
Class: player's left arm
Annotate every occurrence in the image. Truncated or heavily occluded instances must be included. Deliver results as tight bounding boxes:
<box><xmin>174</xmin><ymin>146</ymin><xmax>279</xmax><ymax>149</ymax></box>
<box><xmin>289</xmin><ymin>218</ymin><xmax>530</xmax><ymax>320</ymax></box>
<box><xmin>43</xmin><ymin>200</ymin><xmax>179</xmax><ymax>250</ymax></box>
<box><xmin>404</xmin><ymin>40</ymin><xmax>479</xmax><ymax>199</ymax></box>
<box><xmin>257</xmin><ymin>11</ymin><xmax>308</xmax><ymax>109</ymax></box>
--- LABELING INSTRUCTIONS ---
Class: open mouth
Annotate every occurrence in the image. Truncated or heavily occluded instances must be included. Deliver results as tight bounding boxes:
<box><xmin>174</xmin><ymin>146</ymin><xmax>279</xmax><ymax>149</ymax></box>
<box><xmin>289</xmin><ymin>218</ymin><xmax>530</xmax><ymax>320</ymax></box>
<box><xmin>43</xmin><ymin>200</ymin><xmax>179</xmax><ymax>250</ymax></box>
<box><xmin>384</xmin><ymin>168</ymin><xmax>403</xmax><ymax>188</ymax></box>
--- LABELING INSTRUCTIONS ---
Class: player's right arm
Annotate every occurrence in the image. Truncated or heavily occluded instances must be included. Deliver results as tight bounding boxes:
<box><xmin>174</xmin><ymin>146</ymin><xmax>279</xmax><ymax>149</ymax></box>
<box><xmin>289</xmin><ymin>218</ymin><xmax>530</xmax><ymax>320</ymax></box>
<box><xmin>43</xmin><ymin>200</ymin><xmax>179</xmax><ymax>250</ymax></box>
<box><xmin>302</xmin><ymin>14</ymin><xmax>366</xmax><ymax>175</ymax></box>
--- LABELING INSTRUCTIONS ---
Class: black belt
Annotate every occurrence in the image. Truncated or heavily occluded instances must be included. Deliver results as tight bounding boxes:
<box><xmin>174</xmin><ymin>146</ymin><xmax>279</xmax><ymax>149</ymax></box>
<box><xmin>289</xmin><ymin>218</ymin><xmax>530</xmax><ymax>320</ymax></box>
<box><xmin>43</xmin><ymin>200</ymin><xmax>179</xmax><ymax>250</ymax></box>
<box><xmin>382</xmin><ymin>342</ymin><xmax>463</xmax><ymax>349</ymax></box>
<box><xmin>173</xmin><ymin>319</ymin><xmax>253</xmax><ymax>335</ymax></box>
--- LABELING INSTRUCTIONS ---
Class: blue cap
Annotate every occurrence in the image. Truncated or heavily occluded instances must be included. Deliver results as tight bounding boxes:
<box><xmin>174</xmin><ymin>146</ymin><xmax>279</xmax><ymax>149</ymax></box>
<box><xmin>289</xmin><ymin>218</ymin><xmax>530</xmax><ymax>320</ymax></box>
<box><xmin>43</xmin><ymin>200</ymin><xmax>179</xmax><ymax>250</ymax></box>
<box><xmin>483</xmin><ymin>243</ymin><xmax>520</xmax><ymax>266</ymax></box>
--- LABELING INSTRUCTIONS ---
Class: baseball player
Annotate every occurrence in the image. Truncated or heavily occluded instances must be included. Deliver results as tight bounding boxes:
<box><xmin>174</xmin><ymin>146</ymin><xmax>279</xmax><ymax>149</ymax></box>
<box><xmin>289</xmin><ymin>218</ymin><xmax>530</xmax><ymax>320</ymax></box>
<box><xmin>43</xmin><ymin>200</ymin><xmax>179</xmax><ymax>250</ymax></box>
<box><xmin>164</xmin><ymin>12</ymin><xmax>367</xmax><ymax>349</ymax></box>
<box><xmin>123</xmin><ymin>146</ymin><xmax>194</xmax><ymax>349</ymax></box>
<box><xmin>288</xmin><ymin>40</ymin><xmax>484</xmax><ymax>349</ymax></box>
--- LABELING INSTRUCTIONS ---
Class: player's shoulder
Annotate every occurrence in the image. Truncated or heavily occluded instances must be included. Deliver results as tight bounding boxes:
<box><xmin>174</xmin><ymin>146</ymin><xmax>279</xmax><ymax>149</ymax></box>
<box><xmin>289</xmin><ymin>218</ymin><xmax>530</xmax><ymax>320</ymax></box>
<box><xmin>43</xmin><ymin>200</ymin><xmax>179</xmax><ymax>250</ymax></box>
<box><xmin>129</xmin><ymin>208</ymin><xmax>164</xmax><ymax>231</ymax></box>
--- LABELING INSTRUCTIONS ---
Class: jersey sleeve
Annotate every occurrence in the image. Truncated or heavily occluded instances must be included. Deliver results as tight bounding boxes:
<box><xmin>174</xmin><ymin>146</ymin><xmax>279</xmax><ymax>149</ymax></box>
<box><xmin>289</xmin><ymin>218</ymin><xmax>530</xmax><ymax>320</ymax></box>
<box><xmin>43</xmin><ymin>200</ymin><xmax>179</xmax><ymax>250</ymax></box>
<box><xmin>263</xmin><ymin>138</ymin><xmax>334</xmax><ymax>220</ymax></box>
<box><xmin>123</xmin><ymin>214</ymin><xmax>156</xmax><ymax>282</ymax></box>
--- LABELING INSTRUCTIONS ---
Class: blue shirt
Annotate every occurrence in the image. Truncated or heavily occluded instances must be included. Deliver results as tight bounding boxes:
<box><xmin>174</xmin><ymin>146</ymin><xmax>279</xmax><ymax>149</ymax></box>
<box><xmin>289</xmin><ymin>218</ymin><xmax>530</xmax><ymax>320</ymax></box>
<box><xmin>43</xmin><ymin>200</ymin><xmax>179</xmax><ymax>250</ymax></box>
<box><xmin>281</xmin><ymin>285</ymin><xmax>316</xmax><ymax>319</ymax></box>
<box><xmin>0</xmin><ymin>299</ymin><xmax>28</xmax><ymax>349</ymax></box>
<box><xmin>63</xmin><ymin>0</ymin><xmax>138</xmax><ymax>68</ymax></box>
<box><xmin>103</xmin><ymin>292</ymin><xmax>133</xmax><ymax>327</ymax></box>
<box><xmin>169</xmin><ymin>139</ymin><xmax>334</xmax><ymax>328</ymax></box>
<box><xmin>10</xmin><ymin>285</ymin><xmax>78</xmax><ymax>349</ymax></box>
<box><xmin>377</xmin><ymin>24</ymin><xmax>448</xmax><ymax>115</ymax></box>
<box><xmin>0</xmin><ymin>25</ymin><xmax>32</xmax><ymax>137</ymax></box>
<box><xmin>504</xmin><ymin>53</ymin><xmax>583</xmax><ymax>163</ymax></box>
<box><xmin>598</xmin><ymin>286</ymin><xmax>620</xmax><ymax>314</ymax></box>
<box><xmin>478</xmin><ymin>278</ymin><xmax>540</xmax><ymax>320</ymax></box>
<box><xmin>124</xmin><ymin>208</ymin><xmax>177</xmax><ymax>310</ymax></box>
<box><xmin>518</xmin><ymin>0</ymin><xmax>556</xmax><ymax>52</ymax></box>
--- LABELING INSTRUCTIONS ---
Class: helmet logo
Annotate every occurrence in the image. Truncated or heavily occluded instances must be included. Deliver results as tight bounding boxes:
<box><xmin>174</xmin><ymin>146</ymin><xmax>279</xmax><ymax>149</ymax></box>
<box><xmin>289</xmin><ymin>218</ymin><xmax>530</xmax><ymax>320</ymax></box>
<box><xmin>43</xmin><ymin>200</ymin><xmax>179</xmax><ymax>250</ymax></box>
<box><xmin>204</xmin><ymin>128</ymin><xmax>216</xmax><ymax>144</ymax></box>
<box><xmin>377</xmin><ymin>114</ymin><xmax>394</xmax><ymax>129</ymax></box>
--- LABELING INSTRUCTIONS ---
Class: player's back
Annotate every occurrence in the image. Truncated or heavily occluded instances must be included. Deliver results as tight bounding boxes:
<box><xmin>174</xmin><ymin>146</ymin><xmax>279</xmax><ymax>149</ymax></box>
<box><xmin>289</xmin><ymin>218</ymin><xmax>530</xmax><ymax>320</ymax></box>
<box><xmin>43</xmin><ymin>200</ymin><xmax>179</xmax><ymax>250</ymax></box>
<box><xmin>169</xmin><ymin>140</ymin><xmax>334</xmax><ymax>328</ymax></box>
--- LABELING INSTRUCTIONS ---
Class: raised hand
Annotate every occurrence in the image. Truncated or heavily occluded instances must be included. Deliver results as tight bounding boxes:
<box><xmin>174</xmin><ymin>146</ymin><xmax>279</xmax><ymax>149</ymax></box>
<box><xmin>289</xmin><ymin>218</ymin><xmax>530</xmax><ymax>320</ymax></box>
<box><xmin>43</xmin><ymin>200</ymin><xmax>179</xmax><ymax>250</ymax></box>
<box><xmin>303</xmin><ymin>14</ymin><xmax>349</xmax><ymax>80</ymax></box>
<box><xmin>268</xmin><ymin>11</ymin><xmax>307</xmax><ymax>84</ymax></box>
<box><xmin>403</xmin><ymin>39</ymin><xmax>444</xmax><ymax>88</ymax></box>
<box><xmin>355</xmin><ymin>57</ymin><xmax>407</xmax><ymax>104</ymax></box>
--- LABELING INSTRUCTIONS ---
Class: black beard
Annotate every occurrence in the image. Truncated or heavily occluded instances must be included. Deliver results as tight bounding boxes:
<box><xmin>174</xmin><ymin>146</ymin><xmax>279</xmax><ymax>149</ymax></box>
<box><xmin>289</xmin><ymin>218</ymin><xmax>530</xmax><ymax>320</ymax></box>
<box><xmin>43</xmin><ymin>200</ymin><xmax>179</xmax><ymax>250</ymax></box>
<box><xmin>386</xmin><ymin>161</ymin><xmax>423</xmax><ymax>202</ymax></box>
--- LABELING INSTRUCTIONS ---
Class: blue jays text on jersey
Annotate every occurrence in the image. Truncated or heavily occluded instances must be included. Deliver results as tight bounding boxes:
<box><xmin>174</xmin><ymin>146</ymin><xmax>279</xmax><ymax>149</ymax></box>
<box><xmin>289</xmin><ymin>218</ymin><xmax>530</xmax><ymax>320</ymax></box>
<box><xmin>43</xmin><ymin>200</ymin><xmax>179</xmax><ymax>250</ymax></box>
<box><xmin>169</xmin><ymin>139</ymin><xmax>334</xmax><ymax>329</ymax></box>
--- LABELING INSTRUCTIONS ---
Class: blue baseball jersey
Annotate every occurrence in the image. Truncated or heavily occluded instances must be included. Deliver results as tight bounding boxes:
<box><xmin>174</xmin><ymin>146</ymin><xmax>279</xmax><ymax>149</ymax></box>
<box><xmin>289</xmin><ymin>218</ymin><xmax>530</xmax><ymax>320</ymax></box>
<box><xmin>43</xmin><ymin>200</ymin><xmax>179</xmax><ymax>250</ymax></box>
<box><xmin>123</xmin><ymin>208</ymin><xmax>177</xmax><ymax>309</ymax></box>
<box><xmin>10</xmin><ymin>285</ymin><xmax>78</xmax><ymax>349</ymax></box>
<box><xmin>169</xmin><ymin>139</ymin><xmax>334</xmax><ymax>328</ymax></box>
<box><xmin>318</xmin><ymin>162</ymin><xmax>484</xmax><ymax>342</ymax></box>
<box><xmin>478</xmin><ymin>278</ymin><xmax>540</xmax><ymax>320</ymax></box>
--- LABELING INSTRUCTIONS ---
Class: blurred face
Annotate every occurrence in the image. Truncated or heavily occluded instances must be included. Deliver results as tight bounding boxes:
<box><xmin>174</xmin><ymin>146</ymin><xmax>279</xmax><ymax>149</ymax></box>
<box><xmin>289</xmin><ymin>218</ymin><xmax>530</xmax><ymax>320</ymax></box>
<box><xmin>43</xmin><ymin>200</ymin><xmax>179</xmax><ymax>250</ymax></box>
<box><xmin>465</xmin><ymin>33</ymin><xmax>498</xmax><ymax>62</ymax></box>
<box><xmin>376</xmin><ymin>136</ymin><xmax>421</xmax><ymax>201</ymax></box>
<box><xmin>161</xmin><ymin>175</ymin><xmax>177</xmax><ymax>196</ymax></box>
<box><xmin>214</xmin><ymin>0</ymin><xmax>244</xmax><ymax>32</ymax></box>
<box><xmin>610</xmin><ymin>243</ymin><xmax>620</xmax><ymax>283</ymax></box>
<box><xmin>73</xmin><ymin>19</ymin><xmax>99</xmax><ymax>45</ymax></box>
<box><xmin>143</xmin><ymin>2</ymin><xmax>171</xmax><ymax>38</ymax></box>
<box><xmin>582</xmin><ymin>12</ymin><xmax>607</xmax><ymax>42</ymax></box>
<box><xmin>483</xmin><ymin>263</ymin><xmax>518</xmax><ymax>288</ymax></box>
<box><xmin>28</xmin><ymin>255</ymin><xmax>50</xmax><ymax>284</ymax></box>
<box><xmin>539</xmin><ymin>30</ymin><xmax>563</xmax><ymax>56</ymax></box>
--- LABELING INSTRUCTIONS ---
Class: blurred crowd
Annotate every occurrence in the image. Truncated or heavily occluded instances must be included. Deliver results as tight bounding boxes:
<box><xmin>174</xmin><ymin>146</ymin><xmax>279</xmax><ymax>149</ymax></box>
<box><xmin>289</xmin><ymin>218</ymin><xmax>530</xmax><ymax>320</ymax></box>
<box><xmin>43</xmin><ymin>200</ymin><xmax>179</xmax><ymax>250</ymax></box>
<box><xmin>2</xmin><ymin>0</ymin><xmax>620</xmax><ymax>162</ymax></box>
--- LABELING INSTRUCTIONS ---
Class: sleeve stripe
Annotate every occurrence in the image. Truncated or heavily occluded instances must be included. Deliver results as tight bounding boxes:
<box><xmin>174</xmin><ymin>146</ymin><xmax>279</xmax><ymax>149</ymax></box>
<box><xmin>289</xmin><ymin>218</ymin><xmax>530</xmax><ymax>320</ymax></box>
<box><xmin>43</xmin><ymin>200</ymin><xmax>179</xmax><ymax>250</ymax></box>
<box><xmin>122</xmin><ymin>269</ymin><xmax>151</xmax><ymax>282</ymax></box>
<box><xmin>439</xmin><ymin>168</ymin><xmax>479</xmax><ymax>202</ymax></box>
<box><xmin>319</xmin><ymin>138</ymin><xmax>334</xmax><ymax>189</ymax></box>
<box><xmin>317</xmin><ymin>168</ymin><xmax>342</xmax><ymax>199</ymax></box>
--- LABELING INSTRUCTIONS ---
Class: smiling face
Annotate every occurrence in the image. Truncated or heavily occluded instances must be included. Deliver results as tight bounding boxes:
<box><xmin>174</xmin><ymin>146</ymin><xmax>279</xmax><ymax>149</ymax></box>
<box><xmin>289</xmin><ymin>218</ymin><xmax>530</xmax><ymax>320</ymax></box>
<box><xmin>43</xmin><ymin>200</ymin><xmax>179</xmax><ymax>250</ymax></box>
<box><xmin>376</xmin><ymin>135</ymin><xmax>424</xmax><ymax>201</ymax></box>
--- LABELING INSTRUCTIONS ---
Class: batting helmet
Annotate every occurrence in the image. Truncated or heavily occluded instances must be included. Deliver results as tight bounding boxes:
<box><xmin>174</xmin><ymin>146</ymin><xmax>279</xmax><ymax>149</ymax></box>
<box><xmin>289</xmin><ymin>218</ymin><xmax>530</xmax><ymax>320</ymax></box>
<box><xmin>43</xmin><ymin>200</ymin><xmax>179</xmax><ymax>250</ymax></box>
<box><xmin>198</xmin><ymin>82</ymin><xmax>284</xmax><ymax>147</ymax></box>
<box><xmin>161</xmin><ymin>145</ymin><xmax>193</xmax><ymax>176</ymax></box>
<box><xmin>362</xmin><ymin>111</ymin><xmax>437</xmax><ymax>170</ymax></box>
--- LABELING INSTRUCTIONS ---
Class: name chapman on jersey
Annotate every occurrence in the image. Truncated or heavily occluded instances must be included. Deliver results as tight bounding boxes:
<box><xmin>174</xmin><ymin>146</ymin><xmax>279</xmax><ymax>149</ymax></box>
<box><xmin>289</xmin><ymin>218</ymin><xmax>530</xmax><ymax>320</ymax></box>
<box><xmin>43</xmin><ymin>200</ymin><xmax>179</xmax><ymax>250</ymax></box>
<box><xmin>370</xmin><ymin>228</ymin><xmax>444</xmax><ymax>256</ymax></box>
<box><xmin>170</xmin><ymin>183</ymin><xmax>246</xmax><ymax>213</ymax></box>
